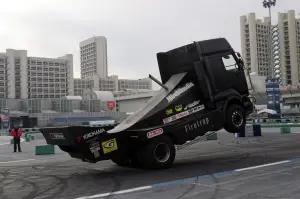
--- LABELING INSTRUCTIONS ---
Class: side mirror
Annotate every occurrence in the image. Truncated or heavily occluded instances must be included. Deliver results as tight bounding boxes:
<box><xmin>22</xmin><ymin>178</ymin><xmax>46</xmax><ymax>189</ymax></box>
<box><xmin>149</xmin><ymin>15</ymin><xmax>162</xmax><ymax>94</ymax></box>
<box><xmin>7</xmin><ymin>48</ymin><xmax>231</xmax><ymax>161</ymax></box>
<box><xmin>236</xmin><ymin>52</ymin><xmax>241</xmax><ymax>58</ymax></box>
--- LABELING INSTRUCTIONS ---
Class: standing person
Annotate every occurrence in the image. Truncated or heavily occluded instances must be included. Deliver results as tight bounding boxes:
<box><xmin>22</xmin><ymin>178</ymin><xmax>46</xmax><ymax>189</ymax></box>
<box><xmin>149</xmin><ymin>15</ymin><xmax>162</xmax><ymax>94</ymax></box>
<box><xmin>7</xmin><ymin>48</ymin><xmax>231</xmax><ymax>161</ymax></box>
<box><xmin>10</xmin><ymin>127</ymin><xmax>22</xmax><ymax>152</ymax></box>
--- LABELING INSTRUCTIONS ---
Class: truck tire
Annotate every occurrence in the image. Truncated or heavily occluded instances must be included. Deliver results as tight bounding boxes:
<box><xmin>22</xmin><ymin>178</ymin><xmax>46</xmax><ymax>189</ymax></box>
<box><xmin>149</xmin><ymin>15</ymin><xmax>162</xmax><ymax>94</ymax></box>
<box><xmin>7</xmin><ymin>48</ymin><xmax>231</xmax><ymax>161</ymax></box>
<box><xmin>224</xmin><ymin>104</ymin><xmax>245</xmax><ymax>133</ymax></box>
<box><xmin>140</xmin><ymin>136</ymin><xmax>175</xmax><ymax>169</ymax></box>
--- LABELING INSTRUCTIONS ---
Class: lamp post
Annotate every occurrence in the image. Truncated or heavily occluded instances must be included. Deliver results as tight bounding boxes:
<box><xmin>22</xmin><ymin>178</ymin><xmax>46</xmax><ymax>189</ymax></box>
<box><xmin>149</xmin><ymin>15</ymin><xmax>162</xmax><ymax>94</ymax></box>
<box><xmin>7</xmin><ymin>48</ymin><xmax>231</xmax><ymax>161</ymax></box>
<box><xmin>263</xmin><ymin>0</ymin><xmax>276</xmax><ymax>79</ymax></box>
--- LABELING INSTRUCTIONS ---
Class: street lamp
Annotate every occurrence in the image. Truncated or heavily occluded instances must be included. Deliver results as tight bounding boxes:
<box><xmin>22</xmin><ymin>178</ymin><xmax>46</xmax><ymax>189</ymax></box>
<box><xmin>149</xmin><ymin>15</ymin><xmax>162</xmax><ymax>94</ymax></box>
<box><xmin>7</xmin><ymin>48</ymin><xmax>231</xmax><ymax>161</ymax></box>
<box><xmin>263</xmin><ymin>0</ymin><xmax>276</xmax><ymax>79</ymax></box>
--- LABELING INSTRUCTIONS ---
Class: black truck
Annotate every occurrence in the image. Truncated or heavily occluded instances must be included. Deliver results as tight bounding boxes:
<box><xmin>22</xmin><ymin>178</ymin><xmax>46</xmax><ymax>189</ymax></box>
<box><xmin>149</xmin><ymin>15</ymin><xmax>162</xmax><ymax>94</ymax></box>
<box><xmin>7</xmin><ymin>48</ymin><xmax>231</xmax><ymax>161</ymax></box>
<box><xmin>40</xmin><ymin>38</ymin><xmax>254</xmax><ymax>169</ymax></box>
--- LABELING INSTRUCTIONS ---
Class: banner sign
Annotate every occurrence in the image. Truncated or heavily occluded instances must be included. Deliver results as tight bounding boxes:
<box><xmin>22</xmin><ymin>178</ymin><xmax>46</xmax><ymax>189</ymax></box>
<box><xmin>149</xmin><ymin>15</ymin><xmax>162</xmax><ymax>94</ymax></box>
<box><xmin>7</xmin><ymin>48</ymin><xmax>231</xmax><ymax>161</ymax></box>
<box><xmin>265</xmin><ymin>78</ymin><xmax>281</xmax><ymax>118</ymax></box>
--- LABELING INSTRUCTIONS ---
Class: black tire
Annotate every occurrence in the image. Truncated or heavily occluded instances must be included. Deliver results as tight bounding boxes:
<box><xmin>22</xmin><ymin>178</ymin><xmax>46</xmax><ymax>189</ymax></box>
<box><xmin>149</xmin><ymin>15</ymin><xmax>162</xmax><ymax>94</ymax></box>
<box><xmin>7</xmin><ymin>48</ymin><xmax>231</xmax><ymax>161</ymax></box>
<box><xmin>224</xmin><ymin>104</ymin><xmax>246</xmax><ymax>133</ymax></box>
<box><xmin>139</xmin><ymin>136</ymin><xmax>176</xmax><ymax>169</ymax></box>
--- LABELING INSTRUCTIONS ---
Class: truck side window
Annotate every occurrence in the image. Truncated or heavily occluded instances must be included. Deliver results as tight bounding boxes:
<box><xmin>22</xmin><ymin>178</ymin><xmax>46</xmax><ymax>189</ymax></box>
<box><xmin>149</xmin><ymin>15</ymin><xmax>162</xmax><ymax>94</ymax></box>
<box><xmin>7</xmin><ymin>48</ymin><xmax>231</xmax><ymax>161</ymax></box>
<box><xmin>221</xmin><ymin>55</ymin><xmax>237</xmax><ymax>71</ymax></box>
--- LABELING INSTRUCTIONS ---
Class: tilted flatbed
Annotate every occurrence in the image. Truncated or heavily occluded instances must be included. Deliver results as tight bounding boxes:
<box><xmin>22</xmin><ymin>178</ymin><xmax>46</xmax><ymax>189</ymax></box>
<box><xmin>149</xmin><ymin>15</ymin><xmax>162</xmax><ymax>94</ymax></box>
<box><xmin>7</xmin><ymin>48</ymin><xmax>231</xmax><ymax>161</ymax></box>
<box><xmin>40</xmin><ymin>38</ymin><xmax>254</xmax><ymax>169</ymax></box>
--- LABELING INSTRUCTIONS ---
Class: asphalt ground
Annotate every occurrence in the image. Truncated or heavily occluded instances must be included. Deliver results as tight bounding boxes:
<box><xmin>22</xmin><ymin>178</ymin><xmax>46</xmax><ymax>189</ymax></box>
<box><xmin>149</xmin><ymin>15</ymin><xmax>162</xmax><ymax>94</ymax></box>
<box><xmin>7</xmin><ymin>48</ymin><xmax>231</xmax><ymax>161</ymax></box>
<box><xmin>0</xmin><ymin>130</ymin><xmax>300</xmax><ymax>199</ymax></box>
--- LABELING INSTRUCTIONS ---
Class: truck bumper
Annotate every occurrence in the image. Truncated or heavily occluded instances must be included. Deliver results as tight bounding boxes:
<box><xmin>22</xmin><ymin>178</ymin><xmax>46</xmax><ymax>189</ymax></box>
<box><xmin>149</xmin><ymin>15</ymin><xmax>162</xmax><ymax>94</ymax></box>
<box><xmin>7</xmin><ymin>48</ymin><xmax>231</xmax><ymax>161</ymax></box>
<box><xmin>40</xmin><ymin>126</ymin><xmax>133</xmax><ymax>163</ymax></box>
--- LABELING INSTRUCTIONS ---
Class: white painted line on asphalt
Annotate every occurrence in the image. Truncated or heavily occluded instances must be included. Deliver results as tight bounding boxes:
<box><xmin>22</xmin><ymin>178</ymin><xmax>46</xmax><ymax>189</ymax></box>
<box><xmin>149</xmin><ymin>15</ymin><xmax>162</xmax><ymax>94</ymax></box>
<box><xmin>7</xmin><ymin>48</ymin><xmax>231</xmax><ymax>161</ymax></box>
<box><xmin>76</xmin><ymin>159</ymin><xmax>295</xmax><ymax>199</ymax></box>
<box><xmin>75</xmin><ymin>186</ymin><xmax>152</xmax><ymax>199</ymax></box>
<box><xmin>0</xmin><ymin>159</ymin><xmax>36</xmax><ymax>164</ymax></box>
<box><xmin>235</xmin><ymin>160</ymin><xmax>291</xmax><ymax>172</ymax></box>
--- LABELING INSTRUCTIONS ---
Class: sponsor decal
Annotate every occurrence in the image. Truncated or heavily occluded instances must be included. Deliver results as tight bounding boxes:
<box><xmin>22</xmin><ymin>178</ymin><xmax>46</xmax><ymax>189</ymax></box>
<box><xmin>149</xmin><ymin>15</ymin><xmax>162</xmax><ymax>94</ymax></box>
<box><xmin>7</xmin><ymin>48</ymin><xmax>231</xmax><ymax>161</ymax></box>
<box><xmin>166</xmin><ymin>109</ymin><xmax>173</xmax><ymax>115</ymax></box>
<box><xmin>163</xmin><ymin>104</ymin><xmax>205</xmax><ymax>124</ymax></box>
<box><xmin>89</xmin><ymin>142</ymin><xmax>101</xmax><ymax>158</ymax></box>
<box><xmin>77</xmin><ymin>136</ymin><xmax>83</xmax><ymax>143</ymax></box>
<box><xmin>185</xmin><ymin>118</ymin><xmax>210</xmax><ymax>133</ymax></box>
<box><xmin>50</xmin><ymin>133</ymin><xmax>65</xmax><ymax>140</ymax></box>
<box><xmin>101</xmin><ymin>138</ymin><xmax>118</xmax><ymax>154</ymax></box>
<box><xmin>175</xmin><ymin>104</ymin><xmax>182</xmax><ymax>112</ymax></box>
<box><xmin>184</xmin><ymin>100</ymin><xmax>200</xmax><ymax>111</ymax></box>
<box><xmin>107</xmin><ymin>101</ymin><xmax>115</xmax><ymax>111</ymax></box>
<box><xmin>83</xmin><ymin>129</ymin><xmax>105</xmax><ymax>140</ymax></box>
<box><xmin>166</xmin><ymin>82</ymin><xmax>194</xmax><ymax>103</ymax></box>
<box><xmin>77</xmin><ymin>129</ymin><xmax>106</xmax><ymax>143</ymax></box>
<box><xmin>147</xmin><ymin>128</ymin><xmax>163</xmax><ymax>138</ymax></box>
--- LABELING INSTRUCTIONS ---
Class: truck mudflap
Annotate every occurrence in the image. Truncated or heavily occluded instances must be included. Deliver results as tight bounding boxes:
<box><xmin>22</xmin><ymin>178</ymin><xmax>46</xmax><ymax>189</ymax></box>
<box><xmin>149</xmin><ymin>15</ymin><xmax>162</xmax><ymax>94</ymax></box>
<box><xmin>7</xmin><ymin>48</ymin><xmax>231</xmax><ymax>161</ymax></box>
<box><xmin>40</xmin><ymin>125</ymin><xmax>133</xmax><ymax>163</ymax></box>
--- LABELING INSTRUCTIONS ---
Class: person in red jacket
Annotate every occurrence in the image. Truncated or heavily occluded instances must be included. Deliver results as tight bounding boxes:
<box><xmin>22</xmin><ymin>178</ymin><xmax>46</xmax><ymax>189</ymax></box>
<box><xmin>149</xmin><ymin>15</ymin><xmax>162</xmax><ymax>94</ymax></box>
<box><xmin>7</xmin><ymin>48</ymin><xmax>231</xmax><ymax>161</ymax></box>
<box><xmin>10</xmin><ymin>127</ymin><xmax>22</xmax><ymax>152</ymax></box>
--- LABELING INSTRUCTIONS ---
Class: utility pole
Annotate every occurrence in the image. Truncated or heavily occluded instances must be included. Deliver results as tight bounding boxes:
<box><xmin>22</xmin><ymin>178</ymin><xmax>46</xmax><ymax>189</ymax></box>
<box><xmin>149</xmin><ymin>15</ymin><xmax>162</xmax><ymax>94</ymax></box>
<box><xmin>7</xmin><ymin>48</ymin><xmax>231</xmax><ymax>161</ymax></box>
<box><xmin>263</xmin><ymin>0</ymin><xmax>276</xmax><ymax>79</ymax></box>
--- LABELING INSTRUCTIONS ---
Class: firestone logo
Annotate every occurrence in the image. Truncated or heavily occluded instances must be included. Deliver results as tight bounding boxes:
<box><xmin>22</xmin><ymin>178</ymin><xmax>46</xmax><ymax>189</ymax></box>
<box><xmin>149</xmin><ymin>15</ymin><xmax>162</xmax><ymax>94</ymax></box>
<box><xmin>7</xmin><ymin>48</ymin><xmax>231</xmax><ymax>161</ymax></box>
<box><xmin>147</xmin><ymin>128</ymin><xmax>163</xmax><ymax>138</ymax></box>
<box><xmin>166</xmin><ymin>82</ymin><xmax>194</xmax><ymax>103</ymax></box>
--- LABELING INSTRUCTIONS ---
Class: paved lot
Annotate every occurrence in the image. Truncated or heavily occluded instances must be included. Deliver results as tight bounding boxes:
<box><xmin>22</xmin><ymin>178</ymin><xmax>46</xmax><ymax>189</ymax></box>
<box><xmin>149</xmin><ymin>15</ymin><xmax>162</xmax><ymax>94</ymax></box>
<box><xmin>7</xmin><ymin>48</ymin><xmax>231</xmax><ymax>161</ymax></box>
<box><xmin>0</xmin><ymin>131</ymin><xmax>300</xmax><ymax>199</ymax></box>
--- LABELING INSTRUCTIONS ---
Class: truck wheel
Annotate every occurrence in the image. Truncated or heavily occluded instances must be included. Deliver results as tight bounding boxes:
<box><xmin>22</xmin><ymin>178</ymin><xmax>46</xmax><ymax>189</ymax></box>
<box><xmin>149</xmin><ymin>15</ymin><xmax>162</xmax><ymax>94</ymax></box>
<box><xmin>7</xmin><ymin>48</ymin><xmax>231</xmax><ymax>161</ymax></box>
<box><xmin>224</xmin><ymin>104</ymin><xmax>245</xmax><ymax>133</ymax></box>
<box><xmin>140</xmin><ymin>136</ymin><xmax>175</xmax><ymax>169</ymax></box>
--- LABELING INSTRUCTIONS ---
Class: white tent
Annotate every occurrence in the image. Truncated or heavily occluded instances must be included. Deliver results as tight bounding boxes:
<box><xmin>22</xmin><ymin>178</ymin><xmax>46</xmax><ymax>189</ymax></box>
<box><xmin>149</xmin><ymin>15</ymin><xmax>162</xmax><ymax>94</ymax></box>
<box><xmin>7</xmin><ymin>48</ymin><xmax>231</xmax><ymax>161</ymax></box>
<box><xmin>257</xmin><ymin>109</ymin><xmax>277</xmax><ymax>115</ymax></box>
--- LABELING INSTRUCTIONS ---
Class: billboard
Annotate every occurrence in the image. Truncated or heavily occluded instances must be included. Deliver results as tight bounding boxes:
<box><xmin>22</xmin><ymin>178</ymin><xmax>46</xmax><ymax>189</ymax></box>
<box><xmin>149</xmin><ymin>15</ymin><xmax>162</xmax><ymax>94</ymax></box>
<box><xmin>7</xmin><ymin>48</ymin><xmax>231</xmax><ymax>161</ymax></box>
<box><xmin>265</xmin><ymin>78</ymin><xmax>281</xmax><ymax>118</ymax></box>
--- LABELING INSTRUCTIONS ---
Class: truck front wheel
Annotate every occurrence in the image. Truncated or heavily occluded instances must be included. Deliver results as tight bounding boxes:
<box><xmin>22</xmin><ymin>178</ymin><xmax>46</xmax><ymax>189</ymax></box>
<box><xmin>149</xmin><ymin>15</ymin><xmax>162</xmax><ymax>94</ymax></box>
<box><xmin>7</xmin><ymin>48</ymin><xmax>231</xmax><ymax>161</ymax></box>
<box><xmin>140</xmin><ymin>135</ymin><xmax>175</xmax><ymax>169</ymax></box>
<box><xmin>224</xmin><ymin>104</ymin><xmax>245</xmax><ymax>133</ymax></box>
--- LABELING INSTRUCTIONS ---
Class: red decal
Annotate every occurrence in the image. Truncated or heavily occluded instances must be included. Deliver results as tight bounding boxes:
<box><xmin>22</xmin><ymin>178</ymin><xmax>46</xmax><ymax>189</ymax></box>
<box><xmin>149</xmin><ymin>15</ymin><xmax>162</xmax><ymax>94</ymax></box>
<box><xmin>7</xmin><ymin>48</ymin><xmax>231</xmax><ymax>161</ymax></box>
<box><xmin>107</xmin><ymin>101</ymin><xmax>115</xmax><ymax>111</ymax></box>
<box><xmin>147</xmin><ymin>128</ymin><xmax>163</xmax><ymax>138</ymax></box>
<box><xmin>77</xmin><ymin>136</ymin><xmax>83</xmax><ymax>143</ymax></box>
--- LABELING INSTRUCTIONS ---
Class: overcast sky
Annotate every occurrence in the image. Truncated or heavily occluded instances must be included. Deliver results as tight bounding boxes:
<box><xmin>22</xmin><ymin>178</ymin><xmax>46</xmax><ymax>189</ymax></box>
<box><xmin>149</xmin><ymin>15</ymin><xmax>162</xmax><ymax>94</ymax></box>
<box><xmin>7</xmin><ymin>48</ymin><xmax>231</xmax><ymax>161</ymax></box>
<box><xmin>0</xmin><ymin>0</ymin><xmax>299</xmax><ymax>89</ymax></box>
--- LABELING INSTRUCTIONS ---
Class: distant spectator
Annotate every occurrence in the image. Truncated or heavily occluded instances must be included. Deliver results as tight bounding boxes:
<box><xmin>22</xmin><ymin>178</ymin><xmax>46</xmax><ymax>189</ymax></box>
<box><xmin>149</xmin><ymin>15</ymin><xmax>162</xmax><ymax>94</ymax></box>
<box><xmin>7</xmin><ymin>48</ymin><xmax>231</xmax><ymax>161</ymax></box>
<box><xmin>10</xmin><ymin>127</ymin><xmax>22</xmax><ymax>152</ymax></box>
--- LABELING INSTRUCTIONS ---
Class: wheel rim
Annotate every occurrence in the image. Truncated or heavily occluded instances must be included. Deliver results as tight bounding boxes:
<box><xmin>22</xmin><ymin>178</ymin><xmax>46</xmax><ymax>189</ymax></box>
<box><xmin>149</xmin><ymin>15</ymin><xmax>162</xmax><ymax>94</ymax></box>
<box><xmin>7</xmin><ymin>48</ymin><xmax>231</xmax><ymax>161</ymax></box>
<box><xmin>232</xmin><ymin>110</ymin><xmax>243</xmax><ymax>127</ymax></box>
<box><xmin>154</xmin><ymin>143</ymin><xmax>171</xmax><ymax>163</ymax></box>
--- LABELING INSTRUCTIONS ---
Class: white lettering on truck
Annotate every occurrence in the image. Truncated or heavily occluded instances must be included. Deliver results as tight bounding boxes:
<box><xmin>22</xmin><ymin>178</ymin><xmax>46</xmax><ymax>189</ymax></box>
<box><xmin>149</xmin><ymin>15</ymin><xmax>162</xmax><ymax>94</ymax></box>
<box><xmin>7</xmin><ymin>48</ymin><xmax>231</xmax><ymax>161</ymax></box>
<box><xmin>166</xmin><ymin>82</ymin><xmax>194</xmax><ymax>103</ymax></box>
<box><xmin>83</xmin><ymin>129</ymin><xmax>105</xmax><ymax>140</ymax></box>
<box><xmin>184</xmin><ymin>100</ymin><xmax>200</xmax><ymax>111</ymax></box>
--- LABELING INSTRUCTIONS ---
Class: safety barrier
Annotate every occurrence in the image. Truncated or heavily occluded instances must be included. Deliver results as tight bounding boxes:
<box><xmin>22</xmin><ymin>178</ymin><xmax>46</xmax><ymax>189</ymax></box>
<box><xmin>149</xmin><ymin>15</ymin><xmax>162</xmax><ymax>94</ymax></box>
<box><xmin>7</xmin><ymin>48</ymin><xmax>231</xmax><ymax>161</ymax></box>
<box><xmin>205</xmin><ymin>133</ymin><xmax>218</xmax><ymax>141</ymax></box>
<box><xmin>35</xmin><ymin>145</ymin><xmax>55</xmax><ymax>155</ymax></box>
<box><xmin>236</xmin><ymin>124</ymin><xmax>262</xmax><ymax>137</ymax></box>
<box><xmin>280</xmin><ymin>127</ymin><xmax>291</xmax><ymax>134</ymax></box>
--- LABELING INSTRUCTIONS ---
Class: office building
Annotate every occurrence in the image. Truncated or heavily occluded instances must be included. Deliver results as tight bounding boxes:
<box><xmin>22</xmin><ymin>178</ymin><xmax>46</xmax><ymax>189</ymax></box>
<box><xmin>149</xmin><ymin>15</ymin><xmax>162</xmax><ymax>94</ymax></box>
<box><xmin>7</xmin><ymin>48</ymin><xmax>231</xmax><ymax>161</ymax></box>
<box><xmin>240</xmin><ymin>10</ymin><xmax>300</xmax><ymax>86</ymax></box>
<box><xmin>73</xmin><ymin>75</ymin><xmax>152</xmax><ymax>96</ymax></box>
<box><xmin>80</xmin><ymin>36</ymin><xmax>108</xmax><ymax>79</ymax></box>
<box><xmin>277</xmin><ymin>10</ymin><xmax>300</xmax><ymax>86</ymax></box>
<box><xmin>240</xmin><ymin>13</ymin><xmax>272</xmax><ymax>77</ymax></box>
<box><xmin>0</xmin><ymin>49</ymin><xmax>74</xmax><ymax>99</ymax></box>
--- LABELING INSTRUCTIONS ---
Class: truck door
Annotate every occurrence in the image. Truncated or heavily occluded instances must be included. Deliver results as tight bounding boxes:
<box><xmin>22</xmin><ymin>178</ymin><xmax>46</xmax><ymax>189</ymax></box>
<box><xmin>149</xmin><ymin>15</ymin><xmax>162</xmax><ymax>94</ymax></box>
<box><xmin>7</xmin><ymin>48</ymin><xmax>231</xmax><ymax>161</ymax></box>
<box><xmin>203</xmin><ymin>52</ymin><xmax>248</xmax><ymax>95</ymax></box>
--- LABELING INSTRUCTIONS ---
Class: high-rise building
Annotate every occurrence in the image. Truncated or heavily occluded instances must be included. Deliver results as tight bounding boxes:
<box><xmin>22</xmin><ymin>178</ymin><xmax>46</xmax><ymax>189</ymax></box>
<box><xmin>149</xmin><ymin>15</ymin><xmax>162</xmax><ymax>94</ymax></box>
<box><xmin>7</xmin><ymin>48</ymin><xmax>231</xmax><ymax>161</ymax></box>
<box><xmin>0</xmin><ymin>49</ymin><xmax>74</xmax><ymax>99</ymax></box>
<box><xmin>240</xmin><ymin>10</ymin><xmax>300</xmax><ymax>86</ymax></box>
<box><xmin>80</xmin><ymin>36</ymin><xmax>108</xmax><ymax>79</ymax></box>
<box><xmin>277</xmin><ymin>10</ymin><xmax>300</xmax><ymax>86</ymax></box>
<box><xmin>240</xmin><ymin>13</ymin><xmax>272</xmax><ymax>77</ymax></box>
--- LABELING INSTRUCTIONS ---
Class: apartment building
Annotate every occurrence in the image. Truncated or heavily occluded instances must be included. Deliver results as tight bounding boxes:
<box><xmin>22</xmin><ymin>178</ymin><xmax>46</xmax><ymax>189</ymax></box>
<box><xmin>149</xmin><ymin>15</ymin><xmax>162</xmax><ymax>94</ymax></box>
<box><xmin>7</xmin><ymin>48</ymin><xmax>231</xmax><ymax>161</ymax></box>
<box><xmin>0</xmin><ymin>49</ymin><xmax>74</xmax><ymax>99</ymax></box>
<box><xmin>277</xmin><ymin>10</ymin><xmax>300</xmax><ymax>86</ymax></box>
<box><xmin>118</xmin><ymin>78</ymin><xmax>152</xmax><ymax>91</ymax></box>
<box><xmin>240</xmin><ymin>13</ymin><xmax>272</xmax><ymax>77</ymax></box>
<box><xmin>74</xmin><ymin>75</ymin><xmax>118</xmax><ymax>96</ymax></box>
<box><xmin>73</xmin><ymin>75</ymin><xmax>152</xmax><ymax>96</ymax></box>
<box><xmin>80</xmin><ymin>36</ymin><xmax>108</xmax><ymax>79</ymax></box>
<box><xmin>240</xmin><ymin>10</ymin><xmax>300</xmax><ymax>86</ymax></box>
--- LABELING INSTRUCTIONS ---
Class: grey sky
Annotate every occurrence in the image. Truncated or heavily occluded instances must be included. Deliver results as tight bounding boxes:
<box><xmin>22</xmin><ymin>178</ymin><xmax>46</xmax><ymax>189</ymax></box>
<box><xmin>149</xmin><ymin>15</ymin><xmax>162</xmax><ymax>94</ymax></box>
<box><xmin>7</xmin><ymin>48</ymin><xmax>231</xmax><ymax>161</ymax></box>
<box><xmin>0</xmin><ymin>0</ymin><xmax>299</xmax><ymax>89</ymax></box>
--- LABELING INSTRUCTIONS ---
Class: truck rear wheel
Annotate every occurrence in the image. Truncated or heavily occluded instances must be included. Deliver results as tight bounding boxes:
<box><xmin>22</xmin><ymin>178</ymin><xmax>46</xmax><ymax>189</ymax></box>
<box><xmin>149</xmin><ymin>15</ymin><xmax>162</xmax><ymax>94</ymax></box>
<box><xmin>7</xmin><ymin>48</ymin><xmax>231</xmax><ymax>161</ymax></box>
<box><xmin>224</xmin><ymin>104</ymin><xmax>245</xmax><ymax>133</ymax></box>
<box><xmin>140</xmin><ymin>136</ymin><xmax>175</xmax><ymax>169</ymax></box>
